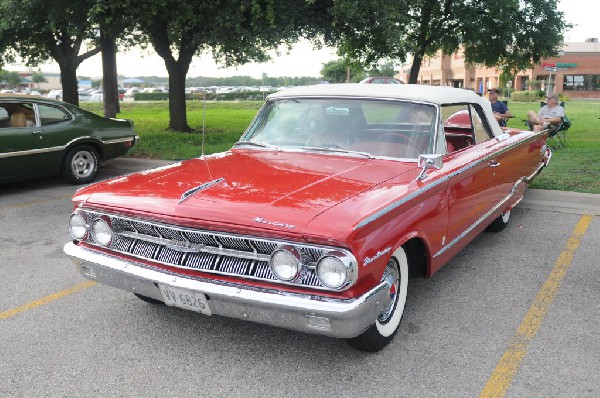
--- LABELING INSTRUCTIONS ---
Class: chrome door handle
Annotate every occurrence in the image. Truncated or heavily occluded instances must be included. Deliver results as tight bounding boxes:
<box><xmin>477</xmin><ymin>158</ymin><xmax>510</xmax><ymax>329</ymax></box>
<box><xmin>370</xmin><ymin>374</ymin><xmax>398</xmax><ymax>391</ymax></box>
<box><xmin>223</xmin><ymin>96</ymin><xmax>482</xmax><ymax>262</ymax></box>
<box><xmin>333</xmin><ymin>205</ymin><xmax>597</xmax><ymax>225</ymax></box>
<box><xmin>488</xmin><ymin>160</ymin><xmax>500</xmax><ymax>167</ymax></box>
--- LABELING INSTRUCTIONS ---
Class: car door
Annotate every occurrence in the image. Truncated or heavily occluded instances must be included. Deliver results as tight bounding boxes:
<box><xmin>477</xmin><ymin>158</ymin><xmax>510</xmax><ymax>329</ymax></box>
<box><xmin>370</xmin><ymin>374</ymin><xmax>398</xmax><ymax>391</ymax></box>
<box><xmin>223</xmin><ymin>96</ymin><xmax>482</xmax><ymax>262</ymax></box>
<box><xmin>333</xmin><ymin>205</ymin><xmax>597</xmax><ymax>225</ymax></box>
<box><xmin>0</xmin><ymin>103</ymin><xmax>49</xmax><ymax>180</ymax></box>
<box><xmin>442</xmin><ymin>104</ymin><xmax>506</xmax><ymax>247</ymax></box>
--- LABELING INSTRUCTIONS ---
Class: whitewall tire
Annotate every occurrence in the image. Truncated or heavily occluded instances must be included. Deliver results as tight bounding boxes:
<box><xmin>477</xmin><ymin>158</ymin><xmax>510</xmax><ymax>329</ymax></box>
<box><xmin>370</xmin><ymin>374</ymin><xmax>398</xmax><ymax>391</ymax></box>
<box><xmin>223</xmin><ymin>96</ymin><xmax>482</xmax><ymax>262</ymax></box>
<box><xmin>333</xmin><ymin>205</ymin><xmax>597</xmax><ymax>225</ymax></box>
<box><xmin>346</xmin><ymin>246</ymin><xmax>409</xmax><ymax>352</ymax></box>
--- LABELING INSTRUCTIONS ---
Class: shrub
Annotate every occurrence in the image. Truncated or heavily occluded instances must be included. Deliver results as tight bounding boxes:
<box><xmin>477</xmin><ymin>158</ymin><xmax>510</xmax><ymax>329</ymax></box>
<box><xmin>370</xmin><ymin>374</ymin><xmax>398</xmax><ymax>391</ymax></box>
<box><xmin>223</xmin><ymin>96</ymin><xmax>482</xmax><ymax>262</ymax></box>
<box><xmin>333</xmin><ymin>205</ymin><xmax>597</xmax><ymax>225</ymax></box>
<box><xmin>511</xmin><ymin>90</ymin><xmax>543</xmax><ymax>102</ymax></box>
<box><xmin>501</xmin><ymin>87</ymin><xmax>514</xmax><ymax>98</ymax></box>
<box><xmin>134</xmin><ymin>91</ymin><xmax>276</xmax><ymax>102</ymax></box>
<box><xmin>134</xmin><ymin>92</ymin><xmax>169</xmax><ymax>101</ymax></box>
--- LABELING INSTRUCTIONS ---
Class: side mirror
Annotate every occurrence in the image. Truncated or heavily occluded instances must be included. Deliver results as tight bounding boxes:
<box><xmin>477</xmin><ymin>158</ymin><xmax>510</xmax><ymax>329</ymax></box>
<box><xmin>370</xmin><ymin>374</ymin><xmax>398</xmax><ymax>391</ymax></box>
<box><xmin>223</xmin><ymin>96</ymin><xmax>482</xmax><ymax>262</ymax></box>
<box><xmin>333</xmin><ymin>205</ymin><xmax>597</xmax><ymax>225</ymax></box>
<box><xmin>416</xmin><ymin>154</ymin><xmax>443</xmax><ymax>181</ymax></box>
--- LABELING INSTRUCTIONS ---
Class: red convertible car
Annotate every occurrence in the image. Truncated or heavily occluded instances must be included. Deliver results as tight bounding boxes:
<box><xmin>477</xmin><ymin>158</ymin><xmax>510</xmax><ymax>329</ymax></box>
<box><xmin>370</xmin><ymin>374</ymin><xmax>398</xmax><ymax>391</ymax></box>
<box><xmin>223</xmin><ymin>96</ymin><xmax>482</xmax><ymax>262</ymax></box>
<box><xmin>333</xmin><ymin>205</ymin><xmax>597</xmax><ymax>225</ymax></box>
<box><xmin>64</xmin><ymin>85</ymin><xmax>551</xmax><ymax>351</ymax></box>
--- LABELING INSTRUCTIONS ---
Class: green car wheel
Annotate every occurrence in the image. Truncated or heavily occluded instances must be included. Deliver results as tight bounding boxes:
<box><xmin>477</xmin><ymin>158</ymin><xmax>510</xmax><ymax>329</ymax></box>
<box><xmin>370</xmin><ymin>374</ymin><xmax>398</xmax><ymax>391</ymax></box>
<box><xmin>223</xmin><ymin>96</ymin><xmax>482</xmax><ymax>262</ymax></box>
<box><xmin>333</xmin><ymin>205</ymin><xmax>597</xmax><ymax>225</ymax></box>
<box><xmin>62</xmin><ymin>145</ymin><xmax>99</xmax><ymax>184</ymax></box>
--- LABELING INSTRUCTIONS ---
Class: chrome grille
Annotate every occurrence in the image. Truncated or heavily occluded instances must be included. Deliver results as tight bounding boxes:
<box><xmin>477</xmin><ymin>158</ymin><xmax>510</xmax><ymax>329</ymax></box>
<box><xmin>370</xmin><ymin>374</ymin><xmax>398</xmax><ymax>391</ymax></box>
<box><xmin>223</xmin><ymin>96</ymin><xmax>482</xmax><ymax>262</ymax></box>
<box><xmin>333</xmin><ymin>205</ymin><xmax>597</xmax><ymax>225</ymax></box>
<box><xmin>79</xmin><ymin>210</ymin><xmax>343</xmax><ymax>289</ymax></box>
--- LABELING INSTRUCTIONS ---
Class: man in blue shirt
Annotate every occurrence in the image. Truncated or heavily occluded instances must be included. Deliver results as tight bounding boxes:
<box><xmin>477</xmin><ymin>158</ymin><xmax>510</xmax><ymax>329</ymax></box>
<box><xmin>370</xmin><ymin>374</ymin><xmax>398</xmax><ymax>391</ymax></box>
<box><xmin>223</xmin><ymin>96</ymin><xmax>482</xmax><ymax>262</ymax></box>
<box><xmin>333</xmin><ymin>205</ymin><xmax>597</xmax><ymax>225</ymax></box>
<box><xmin>488</xmin><ymin>88</ymin><xmax>512</xmax><ymax>127</ymax></box>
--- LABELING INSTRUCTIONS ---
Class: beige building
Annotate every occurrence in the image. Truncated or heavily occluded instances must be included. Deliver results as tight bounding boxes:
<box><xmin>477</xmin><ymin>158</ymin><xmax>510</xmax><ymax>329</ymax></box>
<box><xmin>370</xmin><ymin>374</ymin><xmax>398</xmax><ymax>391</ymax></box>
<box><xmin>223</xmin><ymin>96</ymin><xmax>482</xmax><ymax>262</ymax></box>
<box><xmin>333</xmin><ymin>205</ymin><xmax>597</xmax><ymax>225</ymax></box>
<box><xmin>15</xmin><ymin>71</ymin><xmax>62</xmax><ymax>92</ymax></box>
<box><xmin>402</xmin><ymin>39</ymin><xmax>600</xmax><ymax>99</ymax></box>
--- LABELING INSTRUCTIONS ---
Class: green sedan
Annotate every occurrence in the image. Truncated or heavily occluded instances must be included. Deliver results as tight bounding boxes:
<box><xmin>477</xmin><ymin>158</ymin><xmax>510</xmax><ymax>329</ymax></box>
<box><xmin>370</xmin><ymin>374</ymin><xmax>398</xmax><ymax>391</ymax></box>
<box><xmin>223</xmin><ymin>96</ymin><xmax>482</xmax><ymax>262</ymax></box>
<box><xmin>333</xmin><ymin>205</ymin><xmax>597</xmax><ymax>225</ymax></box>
<box><xmin>0</xmin><ymin>94</ymin><xmax>138</xmax><ymax>184</ymax></box>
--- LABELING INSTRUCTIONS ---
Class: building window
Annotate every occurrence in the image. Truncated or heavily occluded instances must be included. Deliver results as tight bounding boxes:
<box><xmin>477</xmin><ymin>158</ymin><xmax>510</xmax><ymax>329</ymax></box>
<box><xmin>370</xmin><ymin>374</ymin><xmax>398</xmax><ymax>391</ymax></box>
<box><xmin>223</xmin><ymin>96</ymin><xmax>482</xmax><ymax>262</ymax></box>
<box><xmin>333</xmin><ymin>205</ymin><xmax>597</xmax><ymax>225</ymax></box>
<box><xmin>563</xmin><ymin>74</ymin><xmax>600</xmax><ymax>91</ymax></box>
<box><xmin>520</xmin><ymin>76</ymin><xmax>529</xmax><ymax>91</ymax></box>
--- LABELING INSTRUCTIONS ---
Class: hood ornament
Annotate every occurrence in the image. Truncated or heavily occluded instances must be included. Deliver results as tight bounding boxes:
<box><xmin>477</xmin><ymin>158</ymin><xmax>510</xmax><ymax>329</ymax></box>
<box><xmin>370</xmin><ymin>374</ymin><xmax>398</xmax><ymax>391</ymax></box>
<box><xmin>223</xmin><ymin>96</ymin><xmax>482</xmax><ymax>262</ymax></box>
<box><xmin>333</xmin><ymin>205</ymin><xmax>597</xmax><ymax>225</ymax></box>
<box><xmin>179</xmin><ymin>178</ymin><xmax>225</xmax><ymax>203</ymax></box>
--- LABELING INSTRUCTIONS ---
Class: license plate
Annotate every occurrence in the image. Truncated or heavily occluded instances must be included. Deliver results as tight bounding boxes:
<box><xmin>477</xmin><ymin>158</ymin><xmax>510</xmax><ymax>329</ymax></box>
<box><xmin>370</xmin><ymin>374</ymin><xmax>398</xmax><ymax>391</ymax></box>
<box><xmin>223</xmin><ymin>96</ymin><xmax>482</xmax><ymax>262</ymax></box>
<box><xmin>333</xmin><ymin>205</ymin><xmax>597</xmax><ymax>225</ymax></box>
<box><xmin>158</xmin><ymin>285</ymin><xmax>212</xmax><ymax>316</ymax></box>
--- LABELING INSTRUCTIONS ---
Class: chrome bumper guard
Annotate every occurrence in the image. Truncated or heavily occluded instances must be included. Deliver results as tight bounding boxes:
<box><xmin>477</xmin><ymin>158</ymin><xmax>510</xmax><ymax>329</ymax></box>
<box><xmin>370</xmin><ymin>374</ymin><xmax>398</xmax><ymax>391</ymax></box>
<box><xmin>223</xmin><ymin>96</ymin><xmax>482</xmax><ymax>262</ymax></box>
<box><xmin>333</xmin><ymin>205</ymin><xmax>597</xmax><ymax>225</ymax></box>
<box><xmin>64</xmin><ymin>242</ymin><xmax>391</xmax><ymax>338</ymax></box>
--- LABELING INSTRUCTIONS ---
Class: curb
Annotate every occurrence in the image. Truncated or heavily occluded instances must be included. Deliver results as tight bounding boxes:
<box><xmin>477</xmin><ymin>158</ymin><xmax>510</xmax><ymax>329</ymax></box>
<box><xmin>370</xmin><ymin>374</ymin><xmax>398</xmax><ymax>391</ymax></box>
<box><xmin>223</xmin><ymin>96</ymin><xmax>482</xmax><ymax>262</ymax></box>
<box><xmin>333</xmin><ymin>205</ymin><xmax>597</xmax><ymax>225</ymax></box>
<box><xmin>103</xmin><ymin>158</ymin><xmax>600</xmax><ymax>216</ymax></box>
<box><xmin>521</xmin><ymin>189</ymin><xmax>600</xmax><ymax>215</ymax></box>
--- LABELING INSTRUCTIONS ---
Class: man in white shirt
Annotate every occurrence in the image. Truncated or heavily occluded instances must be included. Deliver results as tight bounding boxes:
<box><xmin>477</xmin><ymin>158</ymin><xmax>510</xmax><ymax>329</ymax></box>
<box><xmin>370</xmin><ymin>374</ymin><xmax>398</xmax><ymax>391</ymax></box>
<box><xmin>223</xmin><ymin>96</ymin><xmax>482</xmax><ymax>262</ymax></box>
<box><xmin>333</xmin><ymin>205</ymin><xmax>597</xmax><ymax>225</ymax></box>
<box><xmin>527</xmin><ymin>92</ymin><xmax>565</xmax><ymax>132</ymax></box>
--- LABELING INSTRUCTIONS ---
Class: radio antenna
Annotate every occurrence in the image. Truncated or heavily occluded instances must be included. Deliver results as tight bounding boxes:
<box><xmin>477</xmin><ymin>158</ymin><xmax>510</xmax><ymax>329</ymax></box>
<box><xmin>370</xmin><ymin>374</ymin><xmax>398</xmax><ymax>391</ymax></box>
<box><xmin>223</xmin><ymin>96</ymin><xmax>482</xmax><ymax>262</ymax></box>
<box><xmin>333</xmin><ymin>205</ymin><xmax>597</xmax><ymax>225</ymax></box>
<box><xmin>201</xmin><ymin>75</ymin><xmax>207</xmax><ymax>157</ymax></box>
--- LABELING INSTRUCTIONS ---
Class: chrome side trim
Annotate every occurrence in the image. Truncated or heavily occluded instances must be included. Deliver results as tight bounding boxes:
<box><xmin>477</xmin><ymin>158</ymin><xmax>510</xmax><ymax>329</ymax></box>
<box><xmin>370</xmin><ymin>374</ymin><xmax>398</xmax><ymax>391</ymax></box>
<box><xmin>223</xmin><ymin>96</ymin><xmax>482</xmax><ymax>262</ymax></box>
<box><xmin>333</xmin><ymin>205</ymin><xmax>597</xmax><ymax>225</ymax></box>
<box><xmin>0</xmin><ymin>146</ymin><xmax>60</xmax><ymax>158</ymax></box>
<box><xmin>354</xmin><ymin>132</ymin><xmax>546</xmax><ymax>230</ymax></box>
<box><xmin>433</xmin><ymin>177</ymin><xmax>527</xmax><ymax>258</ymax></box>
<box><xmin>0</xmin><ymin>136</ymin><xmax>135</xmax><ymax>159</ymax></box>
<box><xmin>101</xmin><ymin>137</ymin><xmax>137</xmax><ymax>145</ymax></box>
<box><xmin>64</xmin><ymin>242</ymin><xmax>390</xmax><ymax>338</ymax></box>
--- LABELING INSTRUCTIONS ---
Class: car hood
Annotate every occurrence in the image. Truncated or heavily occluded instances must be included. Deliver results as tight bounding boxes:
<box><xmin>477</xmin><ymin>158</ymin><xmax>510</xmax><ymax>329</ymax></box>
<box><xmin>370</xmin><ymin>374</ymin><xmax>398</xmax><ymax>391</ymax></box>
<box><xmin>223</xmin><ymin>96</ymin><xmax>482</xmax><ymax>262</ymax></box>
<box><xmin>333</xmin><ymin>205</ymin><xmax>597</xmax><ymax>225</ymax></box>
<box><xmin>76</xmin><ymin>150</ymin><xmax>417</xmax><ymax>234</ymax></box>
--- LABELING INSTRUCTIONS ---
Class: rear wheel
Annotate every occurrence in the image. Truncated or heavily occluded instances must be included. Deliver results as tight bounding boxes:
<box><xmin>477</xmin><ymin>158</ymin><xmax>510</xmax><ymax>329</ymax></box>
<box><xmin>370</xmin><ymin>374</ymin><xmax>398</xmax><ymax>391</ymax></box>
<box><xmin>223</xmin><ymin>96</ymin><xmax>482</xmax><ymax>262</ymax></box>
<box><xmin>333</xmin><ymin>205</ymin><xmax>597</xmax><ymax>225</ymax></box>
<box><xmin>62</xmin><ymin>145</ymin><xmax>99</xmax><ymax>184</ymax></box>
<box><xmin>486</xmin><ymin>209</ymin><xmax>511</xmax><ymax>232</ymax></box>
<box><xmin>346</xmin><ymin>247</ymin><xmax>409</xmax><ymax>352</ymax></box>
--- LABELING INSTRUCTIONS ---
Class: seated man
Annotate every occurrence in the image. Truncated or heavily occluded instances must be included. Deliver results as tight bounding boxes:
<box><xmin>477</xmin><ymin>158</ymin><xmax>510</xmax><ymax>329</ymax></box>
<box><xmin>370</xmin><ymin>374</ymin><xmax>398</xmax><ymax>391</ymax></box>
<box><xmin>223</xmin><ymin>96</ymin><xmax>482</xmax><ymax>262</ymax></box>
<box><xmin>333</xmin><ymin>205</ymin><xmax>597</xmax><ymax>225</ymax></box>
<box><xmin>488</xmin><ymin>88</ymin><xmax>512</xmax><ymax>127</ymax></box>
<box><xmin>527</xmin><ymin>92</ymin><xmax>565</xmax><ymax>132</ymax></box>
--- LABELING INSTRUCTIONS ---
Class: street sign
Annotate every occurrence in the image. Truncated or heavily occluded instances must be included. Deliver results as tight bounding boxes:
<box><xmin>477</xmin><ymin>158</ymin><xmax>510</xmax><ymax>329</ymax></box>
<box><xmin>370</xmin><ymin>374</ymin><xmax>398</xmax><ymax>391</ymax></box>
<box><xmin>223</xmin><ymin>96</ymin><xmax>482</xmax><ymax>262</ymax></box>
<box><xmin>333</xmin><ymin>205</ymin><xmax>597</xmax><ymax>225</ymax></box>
<box><xmin>545</xmin><ymin>66</ymin><xmax>558</xmax><ymax>72</ymax></box>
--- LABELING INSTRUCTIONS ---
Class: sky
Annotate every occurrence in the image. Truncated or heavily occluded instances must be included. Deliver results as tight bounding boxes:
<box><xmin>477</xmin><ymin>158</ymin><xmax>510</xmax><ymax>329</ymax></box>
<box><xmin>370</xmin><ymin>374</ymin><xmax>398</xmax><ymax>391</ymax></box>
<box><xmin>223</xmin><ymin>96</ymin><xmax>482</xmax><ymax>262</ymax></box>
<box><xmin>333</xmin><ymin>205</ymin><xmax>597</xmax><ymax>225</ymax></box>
<box><xmin>9</xmin><ymin>0</ymin><xmax>598</xmax><ymax>80</ymax></box>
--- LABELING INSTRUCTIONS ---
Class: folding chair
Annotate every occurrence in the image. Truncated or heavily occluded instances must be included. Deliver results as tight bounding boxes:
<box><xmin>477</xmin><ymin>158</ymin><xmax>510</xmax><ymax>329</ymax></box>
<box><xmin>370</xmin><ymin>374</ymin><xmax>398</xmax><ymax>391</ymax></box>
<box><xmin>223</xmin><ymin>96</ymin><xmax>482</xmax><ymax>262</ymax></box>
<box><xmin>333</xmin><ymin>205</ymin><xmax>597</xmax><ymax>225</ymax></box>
<box><xmin>524</xmin><ymin>101</ymin><xmax>571</xmax><ymax>149</ymax></box>
<box><xmin>541</xmin><ymin>101</ymin><xmax>571</xmax><ymax>149</ymax></box>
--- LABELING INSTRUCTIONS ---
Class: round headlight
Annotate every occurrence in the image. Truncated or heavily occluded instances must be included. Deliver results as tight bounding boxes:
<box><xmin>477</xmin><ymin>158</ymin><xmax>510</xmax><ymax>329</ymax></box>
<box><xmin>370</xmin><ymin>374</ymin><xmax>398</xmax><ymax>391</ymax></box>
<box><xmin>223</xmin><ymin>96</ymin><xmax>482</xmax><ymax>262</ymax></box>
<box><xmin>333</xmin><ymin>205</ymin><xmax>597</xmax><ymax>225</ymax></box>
<box><xmin>269</xmin><ymin>246</ymin><xmax>303</xmax><ymax>281</ymax></box>
<box><xmin>317</xmin><ymin>252</ymin><xmax>356</xmax><ymax>290</ymax></box>
<box><xmin>91</xmin><ymin>217</ymin><xmax>113</xmax><ymax>247</ymax></box>
<box><xmin>68</xmin><ymin>213</ymin><xmax>88</xmax><ymax>240</ymax></box>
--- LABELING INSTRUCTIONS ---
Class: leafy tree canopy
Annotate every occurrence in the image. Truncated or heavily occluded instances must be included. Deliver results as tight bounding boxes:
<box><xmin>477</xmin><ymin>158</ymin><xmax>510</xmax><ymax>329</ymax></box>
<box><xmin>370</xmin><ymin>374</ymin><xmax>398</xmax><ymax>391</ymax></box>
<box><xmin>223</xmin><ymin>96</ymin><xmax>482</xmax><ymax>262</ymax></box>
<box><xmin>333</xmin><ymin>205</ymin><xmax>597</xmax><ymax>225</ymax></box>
<box><xmin>327</xmin><ymin>0</ymin><xmax>570</xmax><ymax>83</ymax></box>
<box><xmin>130</xmin><ymin>0</ymin><xmax>330</xmax><ymax>131</ymax></box>
<box><xmin>0</xmin><ymin>0</ymin><xmax>100</xmax><ymax>104</ymax></box>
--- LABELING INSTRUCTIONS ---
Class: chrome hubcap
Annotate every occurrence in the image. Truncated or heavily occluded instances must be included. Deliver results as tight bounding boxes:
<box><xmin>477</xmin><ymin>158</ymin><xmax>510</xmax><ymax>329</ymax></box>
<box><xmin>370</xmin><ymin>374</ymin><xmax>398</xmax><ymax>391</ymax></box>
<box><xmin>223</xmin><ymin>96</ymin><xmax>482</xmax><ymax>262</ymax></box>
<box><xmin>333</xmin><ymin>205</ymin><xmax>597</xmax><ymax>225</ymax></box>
<box><xmin>71</xmin><ymin>151</ymin><xmax>95</xmax><ymax>178</ymax></box>
<box><xmin>378</xmin><ymin>260</ymin><xmax>400</xmax><ymax>323</ymax></box>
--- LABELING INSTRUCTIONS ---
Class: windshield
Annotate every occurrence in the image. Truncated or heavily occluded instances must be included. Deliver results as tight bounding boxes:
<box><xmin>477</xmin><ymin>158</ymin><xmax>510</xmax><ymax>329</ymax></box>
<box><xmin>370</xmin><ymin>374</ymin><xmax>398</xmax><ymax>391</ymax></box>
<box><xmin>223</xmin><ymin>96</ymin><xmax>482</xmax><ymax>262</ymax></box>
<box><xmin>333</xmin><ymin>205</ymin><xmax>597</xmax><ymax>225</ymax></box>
<box><xmin>239</xmin><ymin>98</ymin><xmax>438</xmax><ymax>160</ymax></box>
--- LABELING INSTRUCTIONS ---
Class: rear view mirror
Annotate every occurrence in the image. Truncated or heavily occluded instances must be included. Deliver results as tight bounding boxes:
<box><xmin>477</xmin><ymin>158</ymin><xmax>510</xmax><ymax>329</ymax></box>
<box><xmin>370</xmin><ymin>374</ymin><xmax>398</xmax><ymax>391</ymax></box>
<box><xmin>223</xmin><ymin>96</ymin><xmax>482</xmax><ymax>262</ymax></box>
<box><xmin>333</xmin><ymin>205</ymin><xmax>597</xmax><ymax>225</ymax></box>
<box><xmin>417</xmin><ymin>154</ymin><xmax>443</xmax><ymax>181</ymax></box>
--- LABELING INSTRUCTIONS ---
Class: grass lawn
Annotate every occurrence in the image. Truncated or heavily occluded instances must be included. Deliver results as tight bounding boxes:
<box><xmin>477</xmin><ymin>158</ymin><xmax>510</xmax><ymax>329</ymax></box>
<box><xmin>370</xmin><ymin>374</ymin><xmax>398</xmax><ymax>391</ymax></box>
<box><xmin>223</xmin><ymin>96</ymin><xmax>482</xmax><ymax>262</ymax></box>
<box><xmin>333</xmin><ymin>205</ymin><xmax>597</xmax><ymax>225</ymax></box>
<box><xmin>82</xmin><ymin>101</ymin><xmax>262</xmax><ymax>160</ymax></box>
<box><xmin>505</xmin><ymin>100</ymin><xmax>600</xmax><ymax>193</ymax></box>
<box><xmin>81</xmin><ymin>99</ymin><xmax>600</xmax><ymax>194</ymax></box>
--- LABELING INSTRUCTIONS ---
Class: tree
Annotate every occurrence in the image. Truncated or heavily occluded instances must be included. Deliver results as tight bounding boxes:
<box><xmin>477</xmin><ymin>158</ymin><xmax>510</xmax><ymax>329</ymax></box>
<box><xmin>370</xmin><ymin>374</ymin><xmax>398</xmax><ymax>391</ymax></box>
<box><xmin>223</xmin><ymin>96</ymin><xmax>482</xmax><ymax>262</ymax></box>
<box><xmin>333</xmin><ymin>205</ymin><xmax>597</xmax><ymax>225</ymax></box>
<box><xmin>321</xmin><ymin>59</ymin><xmax>364</xmax><ymax>83</ymax></box>
<box><xmin>89</xmin><ymin>0</ymin><xmax>139</xmax><ymax>117</ymax></box>
<box><xmin>0</xmin><ymin>70</ymin><xmax>20</xmax><ymax>88</ymax></box>
<box><xmin>132</xmin><ymin>0</ymin><xmax>326</xmax><ymax>131</ymax></box>
<box><xmin>31</xmin><ymin>71</ymin><xmax>48</xmax><ymax>90</ymax></box>
<box><xmin>327</xmin><ymin>0</ymin><xmax>569</xmax><ymax>84</ymax></box>
<box><xmin>0</xmin><ymin>0</ymin><xmax>100</xmax><ymax>105</ymax></box>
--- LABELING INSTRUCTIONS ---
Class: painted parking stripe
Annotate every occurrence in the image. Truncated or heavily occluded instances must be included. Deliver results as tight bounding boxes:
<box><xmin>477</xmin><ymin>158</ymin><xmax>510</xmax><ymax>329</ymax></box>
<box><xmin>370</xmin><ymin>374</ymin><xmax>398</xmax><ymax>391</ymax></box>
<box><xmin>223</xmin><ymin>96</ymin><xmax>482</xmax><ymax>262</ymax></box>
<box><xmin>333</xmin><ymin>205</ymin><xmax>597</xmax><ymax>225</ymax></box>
<box><xmin>0</xmin><ymin>281</ymin><xmax>96</xmax><ymax>321</ymax></box>
<box><xmin>479</xmin><ymin>214</ymin><xmax>593</xmax><ymax>398</ymax></box>
<box><xmin>0</xmin><ymin>195</ymin><xmax>72</xmax><ymax>209</ymax></box>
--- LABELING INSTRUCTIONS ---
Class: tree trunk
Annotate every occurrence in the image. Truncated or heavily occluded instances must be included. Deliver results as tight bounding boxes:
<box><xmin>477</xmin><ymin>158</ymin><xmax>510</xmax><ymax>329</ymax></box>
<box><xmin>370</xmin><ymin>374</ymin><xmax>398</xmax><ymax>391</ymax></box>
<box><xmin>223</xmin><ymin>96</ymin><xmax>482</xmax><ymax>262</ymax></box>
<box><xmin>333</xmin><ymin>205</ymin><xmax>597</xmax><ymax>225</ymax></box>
<box><xmin>165</xmin><ymin>59</ymin><xmax>191</xmax><ymax>131</ymax></box>
<box><xmin>408</xmin><ymin>52</ymin><xmax>424</xmax><ymax>84</ymax></box>
<box><xmin>47</xmin><ymin>36</ymin><xmax>100</xmax><ymax>107</ymax></box>
<box><xmin>101</xmin><ymin>33</ymin><xmax>120</xmax><ymax>118</ymax></box>
<box><xmin>59</xmin><ymin>62</ymin><xmax>80</xmax><ymax>106</ymax></box>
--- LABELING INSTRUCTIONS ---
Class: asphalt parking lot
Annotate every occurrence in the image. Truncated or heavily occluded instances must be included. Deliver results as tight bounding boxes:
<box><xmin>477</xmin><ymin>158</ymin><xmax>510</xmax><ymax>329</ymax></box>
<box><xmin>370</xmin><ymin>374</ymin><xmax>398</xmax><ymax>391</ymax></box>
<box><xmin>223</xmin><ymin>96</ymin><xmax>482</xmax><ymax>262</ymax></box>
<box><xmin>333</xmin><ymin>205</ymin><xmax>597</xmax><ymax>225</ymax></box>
<box><xmin>1</xmin><ymin>160</ymin><xmax>598</xmax><ymax>397</ymax></box>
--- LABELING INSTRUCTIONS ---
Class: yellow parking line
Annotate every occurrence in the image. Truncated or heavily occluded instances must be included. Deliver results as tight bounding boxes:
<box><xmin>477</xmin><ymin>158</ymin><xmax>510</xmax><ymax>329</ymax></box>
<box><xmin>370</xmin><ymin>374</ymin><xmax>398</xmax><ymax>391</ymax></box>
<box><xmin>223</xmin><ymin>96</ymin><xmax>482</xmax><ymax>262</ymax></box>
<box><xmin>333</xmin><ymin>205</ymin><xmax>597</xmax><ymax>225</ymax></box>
<box><xmin>0</xmin><ymin>280</ymin><xmax>97</xmax><ymax>320</ymax></box>
<box><xmin>480</xmin><ymin>214</ymin><xmax>593</xmax><ymax>398</ymax></box>
<box><xmin>0</xmin><ymin>195</ymin><xmax>72</xmax><ymax>209</ymax></box>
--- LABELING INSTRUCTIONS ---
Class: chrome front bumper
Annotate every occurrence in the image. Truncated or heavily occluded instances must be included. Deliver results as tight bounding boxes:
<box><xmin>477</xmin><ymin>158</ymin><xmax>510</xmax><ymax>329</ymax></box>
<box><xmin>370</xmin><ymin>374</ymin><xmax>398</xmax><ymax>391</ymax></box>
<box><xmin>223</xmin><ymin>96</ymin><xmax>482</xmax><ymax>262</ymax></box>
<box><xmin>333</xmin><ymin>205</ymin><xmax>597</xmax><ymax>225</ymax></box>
<box><xmin>64</xmin><ymin>242</ymin><xmax>391</xmax><ymax>338</ymax></box>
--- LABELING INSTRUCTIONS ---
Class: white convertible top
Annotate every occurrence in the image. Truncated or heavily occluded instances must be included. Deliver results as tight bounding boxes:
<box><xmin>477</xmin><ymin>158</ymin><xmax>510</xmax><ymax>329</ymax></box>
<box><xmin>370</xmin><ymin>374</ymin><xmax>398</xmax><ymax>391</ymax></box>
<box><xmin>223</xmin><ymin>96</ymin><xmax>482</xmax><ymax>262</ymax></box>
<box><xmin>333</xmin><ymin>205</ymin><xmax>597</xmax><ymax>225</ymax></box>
<box><xmin>269</xmin><ymin>83</ymin><xmax>504</xmax><ymax>137</ymax></box>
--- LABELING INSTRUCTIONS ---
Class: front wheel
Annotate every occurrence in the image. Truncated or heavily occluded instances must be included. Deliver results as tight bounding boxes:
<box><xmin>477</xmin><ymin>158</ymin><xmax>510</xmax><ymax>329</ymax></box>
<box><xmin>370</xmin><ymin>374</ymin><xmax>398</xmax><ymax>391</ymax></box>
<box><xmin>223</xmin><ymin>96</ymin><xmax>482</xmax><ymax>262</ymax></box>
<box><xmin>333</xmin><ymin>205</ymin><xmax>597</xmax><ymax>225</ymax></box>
<box><xmin>62</xmin><ymin>145</ymin><xmax>99</xmax><ymax>184</ymax></box>
<box><xmin>346</xmin><ymin>247</ymin><xmax>409</xmax><ymax>352</ymax></box>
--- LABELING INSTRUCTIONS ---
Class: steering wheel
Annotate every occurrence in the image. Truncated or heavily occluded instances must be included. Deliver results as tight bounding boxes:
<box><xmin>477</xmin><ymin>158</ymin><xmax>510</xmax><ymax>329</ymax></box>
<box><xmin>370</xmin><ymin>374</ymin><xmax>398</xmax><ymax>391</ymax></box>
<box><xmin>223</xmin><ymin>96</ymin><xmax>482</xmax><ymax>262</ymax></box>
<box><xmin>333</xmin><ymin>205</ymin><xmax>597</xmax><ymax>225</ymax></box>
<box><xmin>375</xmin><ymin>132</ymin><xmax>411</xmax><ymax>144</ymax></box>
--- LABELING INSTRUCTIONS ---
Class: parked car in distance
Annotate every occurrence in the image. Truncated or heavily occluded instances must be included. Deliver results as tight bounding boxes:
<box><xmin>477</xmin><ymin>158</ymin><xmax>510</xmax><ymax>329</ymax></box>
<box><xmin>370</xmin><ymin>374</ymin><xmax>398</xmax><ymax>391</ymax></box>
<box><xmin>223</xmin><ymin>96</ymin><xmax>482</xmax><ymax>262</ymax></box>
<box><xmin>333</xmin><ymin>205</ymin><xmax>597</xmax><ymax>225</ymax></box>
<box><xmin>89</xmin><ymin>93</ymin><xmax>104</xmax><ymax>102</ymax></box>
<box><xmin>64</xmin><ymin>84</ymin><xmax>551</xmax><ymax>352</ymax></box>
<box><xmin>78</xmin><ymin>90</ymin><xmax>91</xmax><ymax>102</ymax></box>
<box><xmin>0</xmin><ymin>94</ymin><xmax>138</xmax><ymax>184</ymax></box>
<box><xmin>360</xmin><ymin>77</ymin><xmax>404</xmax><ymax>84</ymax></box>
<box><xmin>47</xmin><ymin>89</ymin><xmax>63</xmax><ymax>100</ymax></box>
<box><xmin>125</xmin><ymin>87</ymin><xmax>139</xmax><ymax>98</ymax></box>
